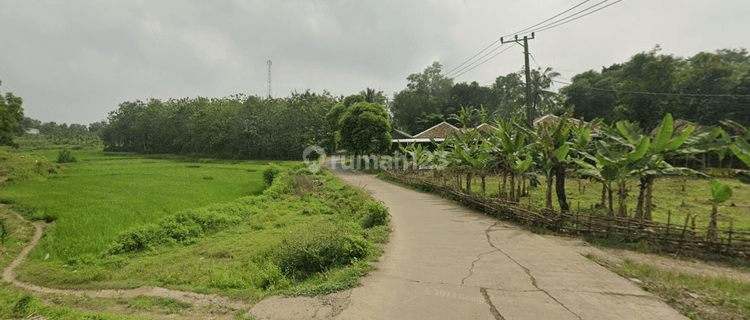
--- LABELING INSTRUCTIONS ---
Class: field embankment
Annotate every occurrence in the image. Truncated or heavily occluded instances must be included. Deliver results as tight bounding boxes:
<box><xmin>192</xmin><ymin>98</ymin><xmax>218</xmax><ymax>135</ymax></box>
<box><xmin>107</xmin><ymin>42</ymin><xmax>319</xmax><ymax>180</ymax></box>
<box><xmin>0</xmin><ymin>148</ymin><xmax>390</xmax><ymax>318</ymax></box>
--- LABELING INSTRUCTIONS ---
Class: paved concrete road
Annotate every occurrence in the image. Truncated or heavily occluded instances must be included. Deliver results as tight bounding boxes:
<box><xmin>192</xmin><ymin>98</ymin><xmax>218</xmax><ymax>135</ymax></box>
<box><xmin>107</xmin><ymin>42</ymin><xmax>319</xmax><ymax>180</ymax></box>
<box><xmin>252</xmin><ymin>162</ymin><xmax>688</xmax><ymax>320</ymax></box>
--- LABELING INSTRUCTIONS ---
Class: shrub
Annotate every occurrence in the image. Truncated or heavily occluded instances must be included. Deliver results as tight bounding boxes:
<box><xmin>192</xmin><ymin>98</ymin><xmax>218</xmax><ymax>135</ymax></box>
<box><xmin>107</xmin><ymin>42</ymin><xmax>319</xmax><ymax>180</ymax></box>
<box><xmin>56</xmin><ymin>149</ymin><xmax>77</xmax><ymax>163</ymax></box>
<box><xmin>263</xmin><ymin>164</ymin><xmax>282</xmax><ymax>185</ymax></box>
<box><xmin>12</xmin><ymin>295</ymin><xmax>36</xmax><ymax>318</ymax></box>
<box><xmin>274</xmin><ymin>222</ymin><xmax>369</xmax><ymax>279</ymax></box>
<box><xmin>108</xmin><ymin>208</ymin><xmax>243</xmax><ymax>254</ymax></box>
<box><xmin>359</xmin><ymin>199</ymin><xmax>390</xmax><ymax>228</ymax></box>
<box><xmin>0</xmin><ymin>217</ymin><xmax>7</xmax><ymax>244</ymax></box>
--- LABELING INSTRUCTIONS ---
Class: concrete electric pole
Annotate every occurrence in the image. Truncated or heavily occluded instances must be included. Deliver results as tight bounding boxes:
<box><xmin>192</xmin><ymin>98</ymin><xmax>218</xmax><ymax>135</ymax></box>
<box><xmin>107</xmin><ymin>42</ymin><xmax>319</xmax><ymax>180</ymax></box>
<box><xmin>501</xmin><ymin>33</ymin><xmax>535</xmax><ymax>127</ymax></box>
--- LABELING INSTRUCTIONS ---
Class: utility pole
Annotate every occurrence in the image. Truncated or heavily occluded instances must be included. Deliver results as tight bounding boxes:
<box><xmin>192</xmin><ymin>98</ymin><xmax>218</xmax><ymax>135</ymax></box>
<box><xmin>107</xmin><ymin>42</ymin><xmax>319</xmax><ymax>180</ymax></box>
<box><xmin>267</xmin><ymin>60</ymin><xmax>272</xmax><ymax>98</ymax></box>
<box><xmin>501</xmin><ymin>33</ymin><xmax>535</xmax><ymax>127</ymax></box>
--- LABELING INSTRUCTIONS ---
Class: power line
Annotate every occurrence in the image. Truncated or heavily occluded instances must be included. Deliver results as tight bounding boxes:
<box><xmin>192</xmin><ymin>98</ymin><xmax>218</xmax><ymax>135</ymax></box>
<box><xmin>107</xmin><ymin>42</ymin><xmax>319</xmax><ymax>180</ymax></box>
<box><xmin>446</xmin><ymin>43</ymin><xmax>508</xmax><ymax>78</ymax></box>
<box><xmin>508</xmin><ymin>0</ymin><xmax>593</xmax><ymax>36</ymax></box>
<box><xmin>553</xmin><ymin>79</ymin><xmax>750</xmax><ymax>98</ymax></box>
<box><xmin>444</xmin><ymin>0</ymin><xmax>595</xmax><ymax>77</ymax></box>
<box><xmin>530</xmin><ymin>0</ymin><xmax>623</xmax><ymax>34</ymax></box>
<box><xmin>451</xmin><ymin>45</ymin><xmax>518</xmax><ymax>79</ymax></box>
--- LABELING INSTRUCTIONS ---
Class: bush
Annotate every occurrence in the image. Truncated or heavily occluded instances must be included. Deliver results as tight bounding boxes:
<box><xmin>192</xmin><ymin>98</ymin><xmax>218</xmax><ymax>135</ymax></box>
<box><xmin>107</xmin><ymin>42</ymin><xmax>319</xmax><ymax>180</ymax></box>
<box><xmin>12</xmin><ymin>295</ymin><xmax>36</xmax><ymax>318</ymax></box>
<box><xmin>359</xmin><ymin>199</ymin><xmax>390</xmax><ymax>228</ymax></box>
<box><xmin>275</xmin><ymin>222</ymin><xmax>369</xmax><ymax>279</ymax></box>
<box><xmin>108</xmin><ymin>208</ymin><xmax>243</xmax><ymax>254</ymax></box>
<box><xmin>56</xmin><ymin>149</ymin><xmax>77</xmax><ymax>163</ymax></box>
<box><xmin>263</xmin><ymin>164</ymin><xmax>282</xmax><ymax>185</ymax></box>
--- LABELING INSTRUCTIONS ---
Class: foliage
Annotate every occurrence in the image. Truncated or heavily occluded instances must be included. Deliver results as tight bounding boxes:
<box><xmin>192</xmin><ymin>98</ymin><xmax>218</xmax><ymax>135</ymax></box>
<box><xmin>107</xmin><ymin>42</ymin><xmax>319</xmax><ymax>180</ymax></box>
<box><xmin>263</xmin><ymin>164</ymin><xmax>282</xmax><ymax>185</ymax></box>
<box><xmin>391</xmin><ymin>62</ymin><xmax>454</xmax><ymax>134</ymax></box>
<box><xmin>359</xmin><ymin>199</ymin><xmax>390</xmax><ymax>228</ymax></box>
<box><xmin>56</xmin><ymin>148</ymin><xmax>78</xmax><ymax>163</ymax></box>
<box><xmin>101</xmin><ymin>91</ymin><xmax>336</xmax><ymax>159</ymax></box>
<box><xmin>562</xmin><ymin>46</ymin><xmax>750</xmax><ymax>127</ymax></box>
<box><xmin>0</xmin><ymin>149</ymin><xmax>58</xmax><ymax>184</ymax></box>
<box><xmin>274</xmin><ymin>221</ymin><xmax>370</xmax><ymax>279</ymax></box>
<box><xmin>0</xmin><ymin>79</ymin><xmax>25</xmax><ymax>147</ymax></box>
<box><xmin>35</xmin><ymin>120</ymin><xmax>103</xmax><ymax>146</ymax></box>
<box><xmin>338</xmin><ymin>102</ymin><xmax>391</xmax><ymax>155</ymax></box>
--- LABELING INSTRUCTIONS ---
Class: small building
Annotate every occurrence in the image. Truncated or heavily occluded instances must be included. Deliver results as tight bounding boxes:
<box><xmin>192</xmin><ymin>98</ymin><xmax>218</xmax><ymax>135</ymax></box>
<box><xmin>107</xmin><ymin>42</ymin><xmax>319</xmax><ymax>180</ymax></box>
<box><xmin>25</xmin><ymin>128</ymin><xmax>40</xmax><ymax>135</ymax></box>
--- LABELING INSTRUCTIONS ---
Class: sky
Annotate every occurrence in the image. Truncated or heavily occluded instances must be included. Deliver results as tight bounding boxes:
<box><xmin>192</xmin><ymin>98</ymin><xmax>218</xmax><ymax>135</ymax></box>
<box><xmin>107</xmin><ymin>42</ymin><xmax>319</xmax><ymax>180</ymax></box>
<box><xmin>1</xmin><ymin>0</ymin><xmax>749</xmax><ymax>125</ymax></box>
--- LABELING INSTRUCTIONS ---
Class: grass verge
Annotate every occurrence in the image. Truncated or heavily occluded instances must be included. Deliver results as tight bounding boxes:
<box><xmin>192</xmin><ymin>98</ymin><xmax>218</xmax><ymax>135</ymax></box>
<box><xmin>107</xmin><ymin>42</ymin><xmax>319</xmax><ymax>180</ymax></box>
<box><xmin>586</xmin><ymin>254</ymin><xmax>750</xmax><ymax>320</ymax></box>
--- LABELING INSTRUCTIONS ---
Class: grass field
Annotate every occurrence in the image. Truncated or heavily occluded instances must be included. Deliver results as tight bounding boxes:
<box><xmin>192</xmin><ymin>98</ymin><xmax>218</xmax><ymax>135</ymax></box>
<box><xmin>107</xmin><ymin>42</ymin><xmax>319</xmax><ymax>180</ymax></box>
<box><xmin>450</xmin><ymin>174</ymin><xmax>750</xmax><ymax>232</ymax></box>
<box><xmin>1</xmin><ymin>148</ymin><xmax>272</xmax><ymax>259</ymax></box>
<box><xmin>1</xmin><ymin>146</ymin><xmax>390</xmax><ymax>308</ymax></box>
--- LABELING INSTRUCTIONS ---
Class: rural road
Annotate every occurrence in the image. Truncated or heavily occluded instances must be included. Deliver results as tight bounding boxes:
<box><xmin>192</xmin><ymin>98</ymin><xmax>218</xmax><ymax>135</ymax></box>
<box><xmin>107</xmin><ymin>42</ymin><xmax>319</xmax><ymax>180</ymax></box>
<box><xmin>252</xmin><ymin>161</ymin><xmax>688</xmax><ymax>320</ymax></box>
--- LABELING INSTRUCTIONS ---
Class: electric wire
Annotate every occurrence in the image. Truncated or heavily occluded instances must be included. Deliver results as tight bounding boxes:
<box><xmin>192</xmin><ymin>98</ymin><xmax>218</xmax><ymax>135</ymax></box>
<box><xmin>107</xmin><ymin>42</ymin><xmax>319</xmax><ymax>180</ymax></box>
<box><xmin>444</xmin><ymin>0</ymin><xmax>594</xmax><ymax>77</ymax></box>
<box><xmin>447</xmin><ymin>0</ymin><xmax>624</xmax><ymax>80</ymax></box>
<box><xmin>445</xmin><ymin>43</ymin><xmax>508</xmax><ymax>78</ymax></box>
<box><xmin>451</xmin><ymin>45</ymin><xmax>518</xmax><ymax>79</ymax></box>
<box><xmin>534</xmin><ymin>0</ymin><xmax>622</xmax><ymax>32</ymax></box>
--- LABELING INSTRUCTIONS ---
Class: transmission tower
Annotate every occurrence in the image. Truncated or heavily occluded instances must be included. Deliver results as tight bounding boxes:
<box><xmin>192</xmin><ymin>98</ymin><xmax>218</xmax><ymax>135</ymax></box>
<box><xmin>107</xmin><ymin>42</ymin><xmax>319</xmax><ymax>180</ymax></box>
<box><xmin>267</xmin><ymin>60</ymin><xmax>272</xmax><ymax>98</ymax></box>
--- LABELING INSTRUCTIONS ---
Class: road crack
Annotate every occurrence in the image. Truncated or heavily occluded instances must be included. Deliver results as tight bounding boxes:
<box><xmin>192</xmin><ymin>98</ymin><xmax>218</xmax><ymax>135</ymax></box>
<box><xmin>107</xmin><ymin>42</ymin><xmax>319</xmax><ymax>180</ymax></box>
<box><xmin>483</xmin><ymin>221</ymin><xmax>582</xmax><ymax>320</ymax></box>
<box><xmin>480</xmin><ymin>287</ymin><xmax>505</xmax><ymax>320</ymax></box>
<box><xmin>461</xmin><ymin>249</ymin><xmax>499</xmax><ymax>285</ymax></box>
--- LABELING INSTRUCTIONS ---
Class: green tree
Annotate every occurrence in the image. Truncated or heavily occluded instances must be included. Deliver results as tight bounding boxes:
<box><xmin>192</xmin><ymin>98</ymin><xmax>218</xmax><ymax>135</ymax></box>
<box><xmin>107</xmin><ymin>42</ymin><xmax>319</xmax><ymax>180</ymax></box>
<box><xmin>0</xmin><ymin>80</ymin><xmax>25</xmax><ymax>147</ymax></box>
<box><xmin>339</xmin><ymin>102</ymin><xmax>391</xmax><ymax>156</ymax></box>
<box><xmin>391</xmin><ymin>62</ymin><xmax>453</xmax><ymax>133</ymax></box>
<box><xmin>561</xmin><ymin>69</ymin><xmax>619</xmax><ymax>121</ymax></box>
<box><xmin>526</xmin><ymin>67</ymin><xmax>561</xmax><ymax>119</ymax></box>
<box><xmin>490</xmin><ymin>72</ymin><xmax>525</xmax><ymax>120</ymax></box>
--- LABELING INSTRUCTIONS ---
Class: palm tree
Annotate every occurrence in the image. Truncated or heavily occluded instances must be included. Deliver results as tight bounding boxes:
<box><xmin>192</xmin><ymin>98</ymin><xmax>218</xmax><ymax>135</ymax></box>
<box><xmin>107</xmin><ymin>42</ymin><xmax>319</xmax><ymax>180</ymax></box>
<box><xmin>527</xmin><ymin>67</ymin><xmax>561</xmax><ymax>119</ymax></box>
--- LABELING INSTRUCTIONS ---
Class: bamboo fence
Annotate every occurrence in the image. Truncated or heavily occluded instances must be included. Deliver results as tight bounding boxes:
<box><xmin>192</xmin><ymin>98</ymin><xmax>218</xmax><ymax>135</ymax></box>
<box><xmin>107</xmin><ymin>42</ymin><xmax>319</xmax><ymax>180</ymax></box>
<box><xmin>383</xmin><ymin>170</ymin><xmax>750</xmax><ymax>258</ymax></box>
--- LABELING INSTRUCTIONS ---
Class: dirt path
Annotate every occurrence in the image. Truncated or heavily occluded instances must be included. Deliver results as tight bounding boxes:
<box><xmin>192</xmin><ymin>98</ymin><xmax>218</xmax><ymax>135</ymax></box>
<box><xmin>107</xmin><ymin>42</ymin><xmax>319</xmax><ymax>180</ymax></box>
<box><xmin>1</xmin><ymin>205</ymin><xmax>251</xmax><ymax>319</ymax></box>
<box><xmin>249</xmin><ymin>162</ymin><xmax>689</xmax><ymax>320</ymax></box>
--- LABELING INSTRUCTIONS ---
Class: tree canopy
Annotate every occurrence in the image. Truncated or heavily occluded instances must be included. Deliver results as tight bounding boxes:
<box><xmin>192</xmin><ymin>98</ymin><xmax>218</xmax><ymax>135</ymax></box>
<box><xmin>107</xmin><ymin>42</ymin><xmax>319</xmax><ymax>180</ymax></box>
<box><xmin>101</xmin><ymin>91</ymin><xmax>336</xmax><ymax>159</ymax></box>
<box><xmin>338</xmin><ymin>102</ymin><xmax>391</xmax><ymax>155</ymax></box>
<box><xmin>561</xmin><ymin>46</ymin><xmax>750</xmax><ymax>128</ymax></box>
<box><xmin>0</xmin><ymin>79</ymin><xmax>25</xmax><ymax>147</ymax></box>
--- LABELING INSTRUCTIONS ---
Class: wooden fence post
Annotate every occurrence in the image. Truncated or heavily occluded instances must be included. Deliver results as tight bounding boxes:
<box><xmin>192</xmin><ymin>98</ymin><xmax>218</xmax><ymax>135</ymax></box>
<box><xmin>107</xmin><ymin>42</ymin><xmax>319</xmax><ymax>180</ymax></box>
<box><xmin>666</xmin><ymin>210</ymin><xmax>671</xmax><ymax>238</ymax></box>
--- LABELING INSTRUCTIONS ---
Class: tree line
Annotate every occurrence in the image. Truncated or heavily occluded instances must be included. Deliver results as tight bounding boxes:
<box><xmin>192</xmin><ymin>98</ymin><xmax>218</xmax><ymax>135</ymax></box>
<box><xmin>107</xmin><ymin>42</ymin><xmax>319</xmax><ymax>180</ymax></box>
<box><xmin>563</xmin><ymin>46</ymin><xmax>750</xmax><ymax>129</ymax></box>
<box><xmin>388</xmin><ymin>46</ymin><xmax>750</xmax><ymax>136</ymax></box>
<box><xmin>100</xmin><ymin>92</ymin><xmax>337</xmax><ymax>159</ymax></box>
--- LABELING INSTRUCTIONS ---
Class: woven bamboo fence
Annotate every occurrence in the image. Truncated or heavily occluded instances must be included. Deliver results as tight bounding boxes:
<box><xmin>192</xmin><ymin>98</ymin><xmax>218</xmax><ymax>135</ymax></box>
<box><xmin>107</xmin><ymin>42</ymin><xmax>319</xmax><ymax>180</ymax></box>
<box><xmin>383</xmin><ymin>170</ymin><xmax>750</xmax><ymax>258</ymax></box>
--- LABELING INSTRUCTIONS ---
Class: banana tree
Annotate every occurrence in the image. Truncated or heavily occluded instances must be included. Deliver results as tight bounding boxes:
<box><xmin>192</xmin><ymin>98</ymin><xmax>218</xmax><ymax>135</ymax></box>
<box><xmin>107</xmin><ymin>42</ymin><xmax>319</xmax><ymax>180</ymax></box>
<box><xmin>575</xmin><ymin>137</ymin><xmax>649</xmax><ymax>217</ymax></box>
<box><xmin>602</xmin><ymin>114</ymin><xmax>707</xmax><ymax>220</ymax></box>
<box><xmin>517</xmin><ymin>110</ymin><xmax>575</xmax><ymax>211</ymax></box>
<box><xmin>488</xmin><ymin>117</ymin><xmax>529</xmax><ymax>201</ymax></box>
<box><xmin>400</xmin><ymin>142</ymin><xmax>430</xmax><ymax>173</ymax></box>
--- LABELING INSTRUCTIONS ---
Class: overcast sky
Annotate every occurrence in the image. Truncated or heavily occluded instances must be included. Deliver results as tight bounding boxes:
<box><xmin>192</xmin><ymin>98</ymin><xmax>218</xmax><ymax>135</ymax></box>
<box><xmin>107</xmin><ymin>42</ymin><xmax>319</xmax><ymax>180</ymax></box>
<box><xmin>1</xmin><ymin>0</ymin><xmax>749</xmax><ymax>125</ymax></box>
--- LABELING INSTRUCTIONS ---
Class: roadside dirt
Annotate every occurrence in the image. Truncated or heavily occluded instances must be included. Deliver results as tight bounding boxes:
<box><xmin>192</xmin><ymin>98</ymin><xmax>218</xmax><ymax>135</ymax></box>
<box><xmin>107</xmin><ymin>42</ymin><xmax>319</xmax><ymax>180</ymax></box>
<box><xmin>544</xmin><ymin>234</ymin><xmax>750</xmax><ymax>283</ymax></box>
